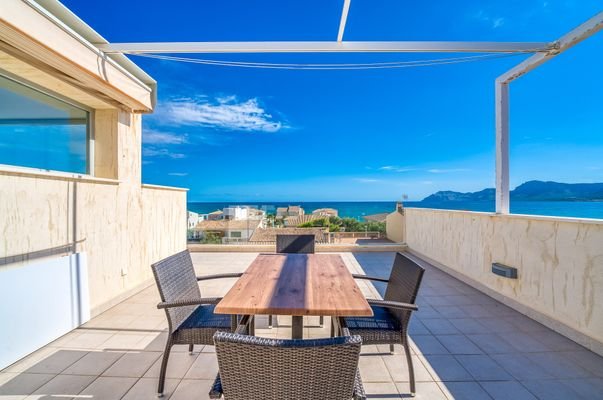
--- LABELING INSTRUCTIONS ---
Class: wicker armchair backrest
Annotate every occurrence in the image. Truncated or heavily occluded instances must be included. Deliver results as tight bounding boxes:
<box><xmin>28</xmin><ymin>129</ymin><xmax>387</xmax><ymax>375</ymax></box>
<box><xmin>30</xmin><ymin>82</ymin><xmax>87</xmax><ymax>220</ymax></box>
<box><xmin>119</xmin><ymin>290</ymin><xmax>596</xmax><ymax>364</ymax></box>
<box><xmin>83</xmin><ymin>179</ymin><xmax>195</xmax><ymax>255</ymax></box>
<box><xmin>383</xmin><ymin>252</ymin><xmax>425</xmax><ymax>331</ymax></box>
<box><xmin>214</xmin><ymin>332</ymin><xmax>361</xmax><ymax>400</ymax></box>
<box><xmin>276</xmin><ymin>234</ymin><xmax>315</xmax><ymax>254</ymax></box>
<box><xmin>151</xmin><ymin>250</ymin><xmax>201</xmax><ymax>332</ymax></box>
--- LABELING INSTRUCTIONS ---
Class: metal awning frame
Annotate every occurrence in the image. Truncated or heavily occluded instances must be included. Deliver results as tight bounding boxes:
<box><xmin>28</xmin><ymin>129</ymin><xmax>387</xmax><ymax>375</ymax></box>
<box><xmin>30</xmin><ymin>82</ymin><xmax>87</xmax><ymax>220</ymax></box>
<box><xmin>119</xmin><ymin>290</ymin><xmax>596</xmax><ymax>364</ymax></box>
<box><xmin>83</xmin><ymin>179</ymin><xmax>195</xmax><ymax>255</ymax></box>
<box><xmin>97</xmin><ymin>3</ymin><xmax>603</xmax><ymax>214</ymax></box>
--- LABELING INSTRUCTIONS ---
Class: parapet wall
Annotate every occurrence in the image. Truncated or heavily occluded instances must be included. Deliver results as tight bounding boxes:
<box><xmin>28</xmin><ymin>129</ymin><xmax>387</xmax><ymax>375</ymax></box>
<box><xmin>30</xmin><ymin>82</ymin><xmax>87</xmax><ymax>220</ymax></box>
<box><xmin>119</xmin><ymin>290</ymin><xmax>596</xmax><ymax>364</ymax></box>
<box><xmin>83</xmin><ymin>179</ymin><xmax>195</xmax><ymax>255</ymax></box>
<box><xmin>400</xmin><ymin>208</ymin><xmax>603</xmax><ymax>355</ymax></box>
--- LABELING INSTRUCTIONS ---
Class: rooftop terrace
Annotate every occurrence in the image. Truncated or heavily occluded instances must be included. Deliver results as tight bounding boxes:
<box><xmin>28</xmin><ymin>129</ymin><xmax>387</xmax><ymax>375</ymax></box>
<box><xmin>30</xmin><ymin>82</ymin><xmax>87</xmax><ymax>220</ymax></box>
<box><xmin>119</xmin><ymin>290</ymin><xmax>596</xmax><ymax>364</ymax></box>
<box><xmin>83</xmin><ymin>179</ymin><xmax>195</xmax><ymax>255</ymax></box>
<box><xmin>2</xmin><ymin>252</ymin><xmax>602</xmax><ymax>399</ymax></box>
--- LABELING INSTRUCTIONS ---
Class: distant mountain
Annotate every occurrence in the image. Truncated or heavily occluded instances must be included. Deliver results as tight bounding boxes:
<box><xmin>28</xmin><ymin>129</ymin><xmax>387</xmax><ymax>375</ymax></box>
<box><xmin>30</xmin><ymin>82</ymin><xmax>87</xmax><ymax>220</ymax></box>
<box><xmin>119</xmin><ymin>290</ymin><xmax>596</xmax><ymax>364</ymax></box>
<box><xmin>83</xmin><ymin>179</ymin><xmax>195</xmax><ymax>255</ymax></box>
<box><xmin>421</xmin><ymin>181</ymin><xmax>603</xmax><ymax>203</ymax></box>
<box><xmin>422</xmin><ymin>188</ymin><xmax>495</xmax><ymax>202</ymax></box>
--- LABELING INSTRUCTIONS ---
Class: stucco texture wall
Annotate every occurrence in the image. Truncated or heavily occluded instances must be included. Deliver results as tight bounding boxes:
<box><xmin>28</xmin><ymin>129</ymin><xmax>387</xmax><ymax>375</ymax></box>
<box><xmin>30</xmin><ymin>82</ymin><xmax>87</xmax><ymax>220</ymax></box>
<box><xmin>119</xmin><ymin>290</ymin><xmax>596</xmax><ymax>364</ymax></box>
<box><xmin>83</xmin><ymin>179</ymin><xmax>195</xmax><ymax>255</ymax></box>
<box><xmin>385</xmin><ymin>210</ymin><xmax>405</xmax><ymax>243</ymax></box>
<box><xmin>0</xmin><ymin>112</ymin><xmax>187</xmax><ymax>315</ymax></box>
<box><xmin>404</xmin><ymin>208</ymin><xmax>603</xmax><ymax>354</ymax></box>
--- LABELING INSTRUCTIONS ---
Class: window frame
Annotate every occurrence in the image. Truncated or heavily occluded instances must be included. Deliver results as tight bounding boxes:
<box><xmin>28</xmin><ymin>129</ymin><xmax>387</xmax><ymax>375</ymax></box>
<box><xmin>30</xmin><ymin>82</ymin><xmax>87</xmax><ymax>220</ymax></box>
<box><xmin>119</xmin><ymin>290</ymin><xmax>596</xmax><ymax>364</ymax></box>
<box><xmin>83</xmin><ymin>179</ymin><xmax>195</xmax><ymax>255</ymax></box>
<box><xmin>0</xmin><ymin>70</ymin><xmax>94</xmax><ymax>176</ymax></box>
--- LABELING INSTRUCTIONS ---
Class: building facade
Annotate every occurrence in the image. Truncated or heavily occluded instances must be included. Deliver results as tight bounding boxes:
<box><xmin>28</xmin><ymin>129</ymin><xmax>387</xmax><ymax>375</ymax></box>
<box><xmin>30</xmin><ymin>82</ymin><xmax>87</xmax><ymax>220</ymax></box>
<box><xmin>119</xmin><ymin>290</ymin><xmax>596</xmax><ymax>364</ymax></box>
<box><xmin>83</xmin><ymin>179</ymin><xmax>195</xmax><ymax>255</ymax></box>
<box><xmin>0</xmin><ymin>0</ymin><xmax>186</xmax><ymax>369</ymax></box>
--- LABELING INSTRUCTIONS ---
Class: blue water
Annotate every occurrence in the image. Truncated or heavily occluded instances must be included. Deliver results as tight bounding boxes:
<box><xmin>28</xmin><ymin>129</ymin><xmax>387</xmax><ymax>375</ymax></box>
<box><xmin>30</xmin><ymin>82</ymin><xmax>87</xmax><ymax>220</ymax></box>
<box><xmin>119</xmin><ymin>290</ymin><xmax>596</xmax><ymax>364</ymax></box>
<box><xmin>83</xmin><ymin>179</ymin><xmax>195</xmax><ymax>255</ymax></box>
<box><xmin>188</xmin><ymin>200</ymin><xmax>603</xmax><ymax>220</ymax></box>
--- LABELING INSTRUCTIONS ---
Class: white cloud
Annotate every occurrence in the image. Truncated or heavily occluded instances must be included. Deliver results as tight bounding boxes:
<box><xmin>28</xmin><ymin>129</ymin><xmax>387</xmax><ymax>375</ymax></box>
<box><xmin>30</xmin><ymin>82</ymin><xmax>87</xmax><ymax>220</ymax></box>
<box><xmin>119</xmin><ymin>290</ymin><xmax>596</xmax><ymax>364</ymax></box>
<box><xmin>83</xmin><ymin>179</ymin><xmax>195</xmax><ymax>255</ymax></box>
<box><xmin>378</xmin><ymin>166</ymin><xmax>415</xmax><ymax>173</ymax></box>
<box><xmin>143</xmin><ymin>129</ymin><xmax>187</xmax><ymax>145</ymax></box>
<box><xmin>492</xmin><ymin>17</ymin><xmax>505</xmax><ymax>28</ymax></box>
<box><xmin>474</xmin><ymin>10</ymin><xmax>505</xmax><ymax>29</ymax></box>
<box><xmin>143</xmin><ymin>147</ymin><xmax>186</xmax><ymax>159</ymax></box>
<box><xmin>158</xmin><ymin>96</ymin><xmax>284</xmax><ymax>132</ymax></box>
<box><xmin>168</xmin><ymin>172</ymin><xmax>188</xmax><ymax>176</ymax></box>
<box><xmin>354</xmin><ymin>178</ymin><xmax>381</xmax><ymax>183</ymax></box>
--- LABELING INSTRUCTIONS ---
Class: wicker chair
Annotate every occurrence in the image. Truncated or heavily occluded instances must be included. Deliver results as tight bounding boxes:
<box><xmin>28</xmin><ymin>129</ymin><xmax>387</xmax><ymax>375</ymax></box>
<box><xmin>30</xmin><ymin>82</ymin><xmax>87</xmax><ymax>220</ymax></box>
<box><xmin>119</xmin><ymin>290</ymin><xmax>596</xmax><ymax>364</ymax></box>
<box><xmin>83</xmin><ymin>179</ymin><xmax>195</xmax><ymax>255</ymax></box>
<box><xmin>210</xmin><ymin>315</ymin><xmax>366</xmax><ymax>400</ymax></box>
<box><xmin>271</xmin><ymin>234</ymin><xmax>322</xmax><ymax>329</ymax></box>
<box><xmin>151</xmin><ymin>250</ymin><xmax>242</xmax><ymax>397</ymax></box>
<box><xmin>342</xmin><ymin>252</ymin><xmax>425</xmax><ymax>396</ymax></box>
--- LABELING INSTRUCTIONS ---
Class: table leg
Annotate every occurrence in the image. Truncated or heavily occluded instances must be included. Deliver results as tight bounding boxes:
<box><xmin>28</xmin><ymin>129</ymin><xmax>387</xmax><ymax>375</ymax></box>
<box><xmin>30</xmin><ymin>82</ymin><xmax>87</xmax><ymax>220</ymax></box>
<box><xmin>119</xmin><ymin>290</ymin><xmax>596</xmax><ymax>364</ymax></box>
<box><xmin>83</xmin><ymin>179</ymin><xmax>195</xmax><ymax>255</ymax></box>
<box><xmin>249</xmin><ymin>316</ymin><xmax>255</xmax><ymax>336</ymax></box>
<box><xmin>292</xmin><ymin>316</ymin><xmax>303</xmax><ymax>339</ymax></box>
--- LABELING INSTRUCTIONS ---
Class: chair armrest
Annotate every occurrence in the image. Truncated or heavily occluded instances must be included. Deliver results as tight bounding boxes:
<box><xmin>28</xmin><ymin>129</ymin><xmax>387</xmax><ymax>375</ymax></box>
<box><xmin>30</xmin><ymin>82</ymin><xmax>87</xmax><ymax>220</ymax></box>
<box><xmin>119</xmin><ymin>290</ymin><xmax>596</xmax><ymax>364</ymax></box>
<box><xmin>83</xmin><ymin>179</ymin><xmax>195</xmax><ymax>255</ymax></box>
<box><xmin>351</xmin><ymin>274</ymin><xmax>389</xmax><ymax>283</ymax></box>
<box><xmin>209</xmin><ymin>373</ymin><xmax>222</xmax><ymax>399</ymax></box>
<box><xmin>157</xmin><ymin>297</ymin><xmax>222</xmax><ymax>309</ymax></box>
<box><xmin>197</xmin><ymin>273</ymin><xmax>243</xmax><ymax>281</ymax></box>
<box><xmin>368</xmin><ymin>299</ymin><xmax>418</xmax><ymax>311</ymax></box>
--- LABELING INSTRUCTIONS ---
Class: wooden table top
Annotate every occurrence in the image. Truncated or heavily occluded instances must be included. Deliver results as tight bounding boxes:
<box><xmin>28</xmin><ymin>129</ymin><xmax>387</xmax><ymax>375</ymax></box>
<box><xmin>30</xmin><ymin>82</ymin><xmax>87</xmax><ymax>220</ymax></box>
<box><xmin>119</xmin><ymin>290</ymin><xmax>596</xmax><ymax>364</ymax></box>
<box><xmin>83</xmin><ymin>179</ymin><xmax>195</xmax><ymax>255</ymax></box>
<box><xmin>214</xmin><ymin>253</ymin><xmax>373</xmax><ymax>317</ymax></box>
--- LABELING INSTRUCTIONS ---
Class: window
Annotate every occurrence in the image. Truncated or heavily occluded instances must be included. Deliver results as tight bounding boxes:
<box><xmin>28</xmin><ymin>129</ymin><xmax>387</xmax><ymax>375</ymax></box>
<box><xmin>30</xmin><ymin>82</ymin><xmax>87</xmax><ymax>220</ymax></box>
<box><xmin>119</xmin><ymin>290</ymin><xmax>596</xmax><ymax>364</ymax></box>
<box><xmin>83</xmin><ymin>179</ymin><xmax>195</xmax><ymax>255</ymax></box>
<box><xmin>230</xmin><ymin>231</ymin><xmax>242</xmax><ymax>238</ymax></box>
<box><xmin>0</xmin><ymin>74</ymin><xmax>90</xmax><ymax>174</ymax></box>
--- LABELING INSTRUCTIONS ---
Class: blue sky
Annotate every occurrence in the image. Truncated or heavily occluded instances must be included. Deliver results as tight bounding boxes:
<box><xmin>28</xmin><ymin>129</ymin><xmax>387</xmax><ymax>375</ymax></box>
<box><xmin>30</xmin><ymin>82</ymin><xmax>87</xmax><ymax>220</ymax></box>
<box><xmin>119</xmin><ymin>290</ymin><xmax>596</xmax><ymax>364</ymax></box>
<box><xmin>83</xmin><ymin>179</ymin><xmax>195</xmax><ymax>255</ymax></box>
<box><xmin>62</xmin><ymin>0</ymin><xmax>602</xmax><ymax>201</ymax></box>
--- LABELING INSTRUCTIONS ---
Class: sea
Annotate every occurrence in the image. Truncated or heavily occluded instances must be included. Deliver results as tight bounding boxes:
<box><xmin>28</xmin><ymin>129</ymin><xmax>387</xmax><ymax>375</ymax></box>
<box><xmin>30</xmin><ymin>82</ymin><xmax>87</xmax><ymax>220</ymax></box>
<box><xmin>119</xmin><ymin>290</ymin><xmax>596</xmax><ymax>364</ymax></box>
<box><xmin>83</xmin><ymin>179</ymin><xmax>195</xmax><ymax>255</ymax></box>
<box><xmin>187</xmin><ymin>200</ymin><xmax>603</xmax><ymax>221</ymax></box>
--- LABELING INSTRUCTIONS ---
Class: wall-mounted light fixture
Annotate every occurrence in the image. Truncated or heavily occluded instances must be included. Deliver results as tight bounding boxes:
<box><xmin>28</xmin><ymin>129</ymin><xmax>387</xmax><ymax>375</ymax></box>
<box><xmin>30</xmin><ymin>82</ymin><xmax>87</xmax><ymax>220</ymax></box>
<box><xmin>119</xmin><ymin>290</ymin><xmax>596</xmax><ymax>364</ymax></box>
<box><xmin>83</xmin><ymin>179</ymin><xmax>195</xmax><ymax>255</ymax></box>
<box><xmin>492</xmin><ymin>263</ymin><xmax>518</xmax><ymax>279</ymax></box>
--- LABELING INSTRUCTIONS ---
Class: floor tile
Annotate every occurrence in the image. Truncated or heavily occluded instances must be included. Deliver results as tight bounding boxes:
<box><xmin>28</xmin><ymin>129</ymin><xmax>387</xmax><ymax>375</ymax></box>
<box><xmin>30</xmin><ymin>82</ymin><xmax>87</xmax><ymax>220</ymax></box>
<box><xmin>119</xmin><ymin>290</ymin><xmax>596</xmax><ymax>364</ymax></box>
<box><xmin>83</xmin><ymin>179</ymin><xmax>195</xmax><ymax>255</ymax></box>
<box><xmin>480</xmin><ymin>381</ymin><xmax>537</xmax><ymax>400</ymax></box>
<box><xmin>24</xmin><ymin>349</ymin><xmax>88</xmax><ymax>374</ymax></box>
<box><xmin>102</xmin><ymin>351</ymin><xmax>161</xmax><ymax>378</ymax></box>
<box><xmin>359</xmin><ymin>355</ymin><xmax>392</xmax><ymax>382</ymax></box>
<box><xmin>421</xmin><ymin>319</ymin><xmax>461</xmax><ymax>335</ymax></box>
<box><xmin>183</xmin><ymin>353</ymin><xmax>219</xmax><ymax>380</ymax></box>
<box><xmin>525</xmin><ymin>352</ymin><xmax>593</xmax><ymax>379</ymax></box>
<box><xmin>504</xmin><ymin>332</ymin><xmax>550</xmax><ymax>353</ymax></box>
<box><xmin>62</xmin><ymin>350</ymin><xmax>124</xmax><ymax>375</ymax></box>
<box><xmin>437</xmin><ymin>381</ymin><xmax>492</xmax><ymax>400</ymax></box>
<box><xmin>0</xmin><ymin>373</ymin><xmax>55</xmax><ymax>398</ymax></box>
<box><xmin>30</xmin><ymin>374</ymin><xmax>96</xmax><ymax>397</ymax></box>
<box><xmin>59</xmin><ymin>330</ymin><xmax>115</xmax><ymax>349</ymax></box>
<box><xmin>436</xmin><ymin>305</ymin><xmax>469</xmax><ymax>319</ymax></box>
<box><xmin>565</xmin><ymin>350</ymin><xmax>603</xmax><ymax>377</ymax></box>
<box><xmin>170</xmin><ymin>379</ymin><xmax>214</xmax><ymax>400</ymax></box>
<box><xmin>364</xmin><ymin>382</ymin><xmax>401</xmax><ymax>398</ymax></box>
<box><xmin>467</xmin><ymin>334</ymin><xmax>516</xmax><ymax>354</ymax></box>
<box><xmin>455</xmin><ymin>355</ymin><xmax>513</xmax><ymax>381</ymax></box>
<box><xmin>79</xmin><ymin>376</ymin><xmax>138</xmax><ymax>400</ymax></box>
<box><xmin>521</xmin><ymin>379</ymin><xmax>582</xmax><ymax>400</ymax></box>
<box><xmin>145</xmin><ymin>352</ymin><xmax>198</xmax><ymax>379</ymax></box>
<box><xmin>382</xmin><ymin>354</ymin><xmax>433</xmax><ymax>382</ymax></box>
<box><xmin>419</xmin><ymin>354</ymin><xmax>473</xmax><ymax>382</ymax></box>
<box><xmin>448</xmin><ymin>318</ymin><xmax>490</xmax><ymax>334</ymax></box>
<box><xmin>411</xmin><ymin>335</ymin><xmax>449</xmax><ymax>355</ymax></box>
<box><xmin>397</xmin><ymin>381</ymin><xmax>447</xmax><ymax>399</ymax></box>
<box><xmin>122</xmin><ymin>377</ymin><xmax>179</xmax><ymax>399</ymax></box>
<box><xmin>2</xmin><ymin>347</ymin><xmax>57</xmax><ymax>374</ymax></box>
<box><xmin>477</xmin><ymin>318</ymin><xmax>517</xmax><ymax>333</ymax></box>
<box><xmin>408</xmin><ymin>319</ymin><xmax>430</xmax><ymax>335</ymax></box>
<box><xmin>98</xmin><ymin>332</ymin><xmax>151</xmax><ymax>351</ymax></box>
<box><xmin>490</xmin><ymin>353</ymin><xmax>552</xmax><ymax>380</ymax></box>
<box><xmin>561</xmin><ymin>378</ymin><xmax>603</xmax><ymax>399</ymax></box>
<box><xmin>436</xmin><ymin>335</ymin><xmax>482</xmax><ymax>355</ymax></box>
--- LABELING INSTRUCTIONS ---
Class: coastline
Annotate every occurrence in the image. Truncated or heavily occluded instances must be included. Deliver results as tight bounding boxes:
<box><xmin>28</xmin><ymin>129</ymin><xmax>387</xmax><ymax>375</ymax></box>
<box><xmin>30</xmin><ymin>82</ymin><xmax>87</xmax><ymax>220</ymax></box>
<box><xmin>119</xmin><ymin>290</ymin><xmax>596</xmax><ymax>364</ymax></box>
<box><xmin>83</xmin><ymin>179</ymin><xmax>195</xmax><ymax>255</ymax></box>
<box><xmin>188</xmin><ymin>200</ymin><xmax>603</xmax><ymax>220</ymax></box>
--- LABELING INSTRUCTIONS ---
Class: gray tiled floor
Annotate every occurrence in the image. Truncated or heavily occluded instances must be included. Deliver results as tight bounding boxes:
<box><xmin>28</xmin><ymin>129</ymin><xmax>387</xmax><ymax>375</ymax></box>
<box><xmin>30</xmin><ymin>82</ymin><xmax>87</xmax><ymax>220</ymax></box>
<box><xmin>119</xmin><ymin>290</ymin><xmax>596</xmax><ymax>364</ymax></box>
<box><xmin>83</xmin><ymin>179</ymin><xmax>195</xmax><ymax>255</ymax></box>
<box><xmin>1</xmin><ymin>252</ymin><xmax>603</xmax><ymax>399</ymax></box>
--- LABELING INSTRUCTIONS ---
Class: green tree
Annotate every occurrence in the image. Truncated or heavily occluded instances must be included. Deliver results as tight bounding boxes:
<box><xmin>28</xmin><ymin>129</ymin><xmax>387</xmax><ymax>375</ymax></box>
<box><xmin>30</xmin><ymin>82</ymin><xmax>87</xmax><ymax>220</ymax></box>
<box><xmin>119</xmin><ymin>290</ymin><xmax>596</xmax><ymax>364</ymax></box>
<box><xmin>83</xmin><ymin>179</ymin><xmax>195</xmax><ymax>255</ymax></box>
<box><xmin>364</xmin><ymin>221</ymin><xmax>386</xmax><ymax>234</ymax></box>
<box><xmin>340</xmin><ymin>217</ymin><xmax>363</xmax><ymax>232</ymax></box>
<box><xmin>200</xmin><ymin>232</ymin><xmax>222</xmax><ymax>244</ymax></box>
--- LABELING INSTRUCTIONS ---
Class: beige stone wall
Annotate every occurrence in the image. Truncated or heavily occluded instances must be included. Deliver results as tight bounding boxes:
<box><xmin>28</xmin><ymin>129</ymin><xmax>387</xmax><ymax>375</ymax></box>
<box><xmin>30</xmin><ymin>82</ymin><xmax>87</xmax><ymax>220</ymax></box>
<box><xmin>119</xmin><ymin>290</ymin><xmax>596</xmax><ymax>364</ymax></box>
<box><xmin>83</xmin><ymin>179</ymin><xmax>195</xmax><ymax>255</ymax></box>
<box><xmin>404</xmin><ymin>208</ymin><xmax>603</xmax><ymax>354</ymax></box>
<box><xmin>0</xmin><ymin>111</ymin><xmax>187</xmax><ymax>315</ymax></box>
<box><xmin>385</xmin><ymin>211</ymin><xmax>405</xmax><ymax>243</ymax></box>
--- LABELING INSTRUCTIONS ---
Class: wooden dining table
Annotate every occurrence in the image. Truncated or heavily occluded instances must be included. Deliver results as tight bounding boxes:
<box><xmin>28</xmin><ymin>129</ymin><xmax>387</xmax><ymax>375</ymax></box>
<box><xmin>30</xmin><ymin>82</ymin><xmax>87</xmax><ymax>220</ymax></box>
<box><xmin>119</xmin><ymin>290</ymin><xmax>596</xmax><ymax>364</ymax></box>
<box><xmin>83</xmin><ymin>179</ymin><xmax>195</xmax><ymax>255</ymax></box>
<box><xmin>214</xmin><ymin>253</ymin><xmax>373</xmax><ymax>339</ymax></box>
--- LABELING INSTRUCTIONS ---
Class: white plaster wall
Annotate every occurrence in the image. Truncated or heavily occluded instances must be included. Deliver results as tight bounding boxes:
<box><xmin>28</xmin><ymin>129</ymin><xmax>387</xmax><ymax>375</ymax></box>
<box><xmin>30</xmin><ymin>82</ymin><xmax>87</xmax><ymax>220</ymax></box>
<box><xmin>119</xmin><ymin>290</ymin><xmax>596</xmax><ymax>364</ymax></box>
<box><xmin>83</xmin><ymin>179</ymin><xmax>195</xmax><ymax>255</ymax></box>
<box><xmin>386</xmin><ymin>211</ymin><xmax>405</xmax><ymax>243</ymax></box>
<box><xmin>0</xmin><ymin>112</ymin><xmax>187</xmax><ymax>315</ymax></box>
<box><xmin>404</xmin><ymin>208</ymin><xmax>603</xmax><ymax>354</ymax></box>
